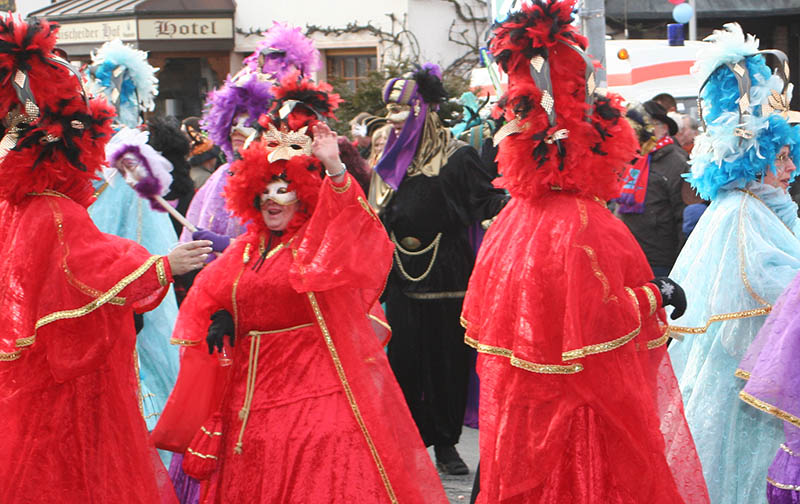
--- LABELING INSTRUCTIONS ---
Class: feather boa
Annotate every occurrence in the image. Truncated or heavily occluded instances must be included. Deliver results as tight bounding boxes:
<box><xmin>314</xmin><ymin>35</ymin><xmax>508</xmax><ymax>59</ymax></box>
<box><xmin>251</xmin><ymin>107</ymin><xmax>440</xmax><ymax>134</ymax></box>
<box><xmin>490</xmin><ymin>0</ymin><xmax>637</xmax><ymax>201</ymax></box>
<box><xmin>243</xmin><ymin>22</ymin><xmax>321</xmax><ymax>80</ymax></box>
<box><xmin>0</xmin><ymin>16</ymin><xmax>115</xmax><ymax>205</ymax></box>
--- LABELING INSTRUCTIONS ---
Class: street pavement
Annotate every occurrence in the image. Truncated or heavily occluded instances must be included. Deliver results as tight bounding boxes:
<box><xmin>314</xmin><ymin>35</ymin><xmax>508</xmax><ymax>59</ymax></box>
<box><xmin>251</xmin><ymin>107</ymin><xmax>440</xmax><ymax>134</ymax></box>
<box><xmin>427</xmin><ymin>426</ymin><xmax>479</xmax><ymax>503</ymax></box>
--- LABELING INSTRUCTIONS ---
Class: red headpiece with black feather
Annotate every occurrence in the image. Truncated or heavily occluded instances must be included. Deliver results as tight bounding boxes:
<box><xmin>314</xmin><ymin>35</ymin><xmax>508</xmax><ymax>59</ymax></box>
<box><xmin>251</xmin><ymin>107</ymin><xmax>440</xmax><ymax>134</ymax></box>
<box><xmin>490</xmin><ymin>0</ymin><xmax>637</xmax><ymax>201</ymax></box>
<box><xmin>262</xmin><ymin>69</ymin><xmax>342</xmax><ymax>132</ymax></box>
<box><xmin>0</xmin><ymin>15</ymin><xmax>115</xmax><ymax>206</ymax></box>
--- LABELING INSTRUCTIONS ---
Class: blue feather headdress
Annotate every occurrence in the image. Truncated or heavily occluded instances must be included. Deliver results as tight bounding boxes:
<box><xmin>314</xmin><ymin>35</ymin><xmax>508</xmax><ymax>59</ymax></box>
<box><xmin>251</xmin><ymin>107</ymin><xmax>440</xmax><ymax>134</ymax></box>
<box><xmin>89</xmin><ymin>39</ymin><xmax>159</xmax><ymax>128</ymax></box>
<box><xmin>688</xmin><ymin>23</ymin><xmax>800</xmax><ymax>200</ymax></box>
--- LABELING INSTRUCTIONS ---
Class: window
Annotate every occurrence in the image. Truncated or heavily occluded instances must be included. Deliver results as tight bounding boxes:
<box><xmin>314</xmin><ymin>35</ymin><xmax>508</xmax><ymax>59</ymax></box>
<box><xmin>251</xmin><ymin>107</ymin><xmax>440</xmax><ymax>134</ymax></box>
<box><xmin>326</xmin><ymin>49</ymin><xmax>377</xmax><ymax>91</ymax></box>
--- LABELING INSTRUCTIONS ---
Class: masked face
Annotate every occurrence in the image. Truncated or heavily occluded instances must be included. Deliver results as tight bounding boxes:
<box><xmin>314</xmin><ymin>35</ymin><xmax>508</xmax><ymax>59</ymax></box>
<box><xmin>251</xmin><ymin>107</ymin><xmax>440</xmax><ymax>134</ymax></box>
<box><xmin>260</xmin><ymin>179</ymin><xmax>299</xmax><ymax>231</ymax></box>
<box><xmin>230</xmin><ymin>114</ymin><xmax>256</xmax><ymax>153</ymax></box>
<box><xmin>119</xmin><ymin>153</ymin><xmax>145</xmax><ymax>186</ymax></box>
<box><xmin>262</xmin><ymin>123</ymin><xmax>312</xmax><ymax>162</ymax></box>
<box><xmin>386</xmin><ymin>103</ymin><xmax>411</xmax><ymax>135</ymax></box>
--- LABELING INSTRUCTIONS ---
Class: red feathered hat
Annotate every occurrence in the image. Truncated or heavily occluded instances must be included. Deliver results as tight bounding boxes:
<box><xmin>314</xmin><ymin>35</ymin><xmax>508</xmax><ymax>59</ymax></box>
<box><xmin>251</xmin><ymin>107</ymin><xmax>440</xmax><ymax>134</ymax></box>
<box><xmin>490</xmin><ymin>0</ymin><xmax>637</xmax><ymax>201</ymax></box>
<box><xmin>225</xmin><ymin>137</ymin><xmax>322</xmax><ymax>237</ymax></box>
<box><xmin>0</xmin><ymin>15</ymin><xmax>115</xmax><ymax>205</ymax></box>
<box><xmin>261</xmin><ymin>69</ymin><xmax>341</xmax><ymax>132</ymax></box>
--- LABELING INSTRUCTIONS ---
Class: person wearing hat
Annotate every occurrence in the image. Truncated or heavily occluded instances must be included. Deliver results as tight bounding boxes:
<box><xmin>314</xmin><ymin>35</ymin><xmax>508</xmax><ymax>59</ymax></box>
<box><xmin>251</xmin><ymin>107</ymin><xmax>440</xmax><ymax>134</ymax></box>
<box><xmin>617</xmin><ymin>99</ymin><xmax>688</xmax><ymax>276</ymax></box>
<box><xmin>461</xmin><ymin>1</ymin><xmax>708</xmax><ymax>502</ymax></box>
<box><xmin>0</xmin><ymin>16</ymin><xmax>211</xmax><ymax>502</ymax></box>
<box><xmin>373</xmin><ymin>63</ymin><xmax>508</xmax><ymax>475</ymax></box>
<box><xmin>667</xmin><ymin>23</ymin><xmax>800</xmax><ymax>504</ymax></box>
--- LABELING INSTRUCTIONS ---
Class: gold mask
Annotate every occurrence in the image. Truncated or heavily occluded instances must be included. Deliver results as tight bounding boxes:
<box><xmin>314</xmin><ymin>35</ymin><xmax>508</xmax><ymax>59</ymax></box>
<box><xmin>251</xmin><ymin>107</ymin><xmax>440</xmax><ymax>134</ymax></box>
<box><xmin>262</xmin><ymin>123</ymin><xmax>313</xmax><ymax>163</ymax></box>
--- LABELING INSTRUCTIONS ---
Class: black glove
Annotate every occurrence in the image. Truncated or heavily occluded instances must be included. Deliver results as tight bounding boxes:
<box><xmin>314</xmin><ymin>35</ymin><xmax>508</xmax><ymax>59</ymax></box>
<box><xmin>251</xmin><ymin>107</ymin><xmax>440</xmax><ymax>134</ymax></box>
<box><xmin>651</xmin><ymin>277</ymin><xmax>687</xmax><ymax>320</ymax></box>
<box><xmin>133</xmin><ymin>313</ymin><xmax>144</xmax><ymax>334</ymax></box>
<box><xmin>206</xmin><ymin>309</ymin><xmax>235</xmax><ymax>355</ymax></box>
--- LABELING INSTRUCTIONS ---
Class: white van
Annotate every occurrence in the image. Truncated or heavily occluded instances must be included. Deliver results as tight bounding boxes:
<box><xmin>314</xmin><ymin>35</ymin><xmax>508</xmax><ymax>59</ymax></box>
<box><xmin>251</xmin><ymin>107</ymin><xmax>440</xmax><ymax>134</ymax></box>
<box><xmin>605</xmin><ymin>39</ymin><xmax>709</xmax><ymax>118</ymax></box>
<box><xmin>470</xmin><ymin>39</ymin><xmax>709</xmax><ymax>119</ymax></box>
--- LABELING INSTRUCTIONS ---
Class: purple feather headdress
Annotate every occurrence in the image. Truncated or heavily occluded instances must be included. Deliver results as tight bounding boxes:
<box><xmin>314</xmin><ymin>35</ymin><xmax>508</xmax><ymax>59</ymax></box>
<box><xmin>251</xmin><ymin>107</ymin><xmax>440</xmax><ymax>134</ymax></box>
<box><xmin>202</xmin><ymin>69</ymin><xmax>274</xmax><ymax>160</ymax></box>
<box><xmin>243</xmin><ymin>22</ymin><xmax>321</xmax><ymax>81</ymax></box>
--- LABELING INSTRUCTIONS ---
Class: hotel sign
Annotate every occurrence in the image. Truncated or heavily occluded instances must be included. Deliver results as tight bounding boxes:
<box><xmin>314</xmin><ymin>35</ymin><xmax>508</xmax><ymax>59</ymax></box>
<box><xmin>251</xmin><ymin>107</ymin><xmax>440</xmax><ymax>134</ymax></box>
<box><xmin>138</xmin><ymin>18</ymin><xmax>233</xmax><ymax>40</ymax></box>
<box><xmin>57</xmin><ymin>19</ymin><xmax>137</xmax><ymax>44</ymax></box>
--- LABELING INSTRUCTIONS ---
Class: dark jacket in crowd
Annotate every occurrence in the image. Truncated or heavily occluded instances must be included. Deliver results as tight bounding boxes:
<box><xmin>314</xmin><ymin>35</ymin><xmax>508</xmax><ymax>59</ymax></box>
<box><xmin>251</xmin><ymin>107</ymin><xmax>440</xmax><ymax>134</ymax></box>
<box><xmin>619</xmin><ymin>141</ymin><xmax>688</xmax><ymax>272</ymax></box>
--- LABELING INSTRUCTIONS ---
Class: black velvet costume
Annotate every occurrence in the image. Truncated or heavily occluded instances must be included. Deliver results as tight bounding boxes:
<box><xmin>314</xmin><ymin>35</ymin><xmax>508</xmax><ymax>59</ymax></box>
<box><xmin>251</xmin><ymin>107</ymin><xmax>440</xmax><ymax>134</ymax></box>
<box><xmin>383</xmin><ymin>145</ymin><xmax>507</xmax><ymax>447</ymax></box>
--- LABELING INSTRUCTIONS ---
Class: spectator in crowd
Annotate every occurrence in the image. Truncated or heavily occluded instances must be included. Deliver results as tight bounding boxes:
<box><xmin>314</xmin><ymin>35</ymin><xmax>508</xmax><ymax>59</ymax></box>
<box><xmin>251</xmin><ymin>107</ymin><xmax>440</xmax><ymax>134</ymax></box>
<box><xmin>616</xmin><ymin>101</ymin><xmax>688</xmax><ymax>276</ymax></box>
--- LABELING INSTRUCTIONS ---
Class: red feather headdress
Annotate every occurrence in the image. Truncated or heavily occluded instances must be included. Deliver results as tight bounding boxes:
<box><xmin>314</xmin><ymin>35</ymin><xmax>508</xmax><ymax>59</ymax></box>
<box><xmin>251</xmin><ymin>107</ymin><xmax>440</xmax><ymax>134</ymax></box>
<box><xmin>263</xmin><ymin>69</ymin><xmax>342</xmax><ymax>132</ymax></box>
<box><xmin>490</xmin><ymin>0</ymin><xmax>637</xmax><ymax>201</ymax></box>
<box><xmin>225</xmin><ymin>138</ymin><xmax>322</xmax><ymax>237</ymax></box>
<box><xmin>0</xmin><ymin>15</ymin><xmax>114</xmax><ymax>205</ymax></box>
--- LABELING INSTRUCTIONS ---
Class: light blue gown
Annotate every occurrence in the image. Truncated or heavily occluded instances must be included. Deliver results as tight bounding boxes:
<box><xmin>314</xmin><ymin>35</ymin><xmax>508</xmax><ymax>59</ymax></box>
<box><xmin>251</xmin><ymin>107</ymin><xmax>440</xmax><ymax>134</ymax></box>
<box><xmin>88</xmin><ymin>176</ymin><xmax>180</xmax><ymax>467</ymax></box>
<box><xmin>668</xmin><ymin>180</ymin><xmax>800</xmax><ymax>504</ymax></box>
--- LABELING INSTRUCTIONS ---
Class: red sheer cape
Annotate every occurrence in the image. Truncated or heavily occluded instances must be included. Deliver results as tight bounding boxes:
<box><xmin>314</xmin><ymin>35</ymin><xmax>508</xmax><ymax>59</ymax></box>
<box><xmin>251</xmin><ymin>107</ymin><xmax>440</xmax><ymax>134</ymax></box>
<box><xmin>157</xmin><ymin>175</ymin><xmax>446</xmax><ymax>503</ymax></box>
<box><xmin>462</xmin><ymin>192</ymin><xmax>709</xmax><ymax>503</ymax></box>
<box><xmin>0</xmin><ymin>191</ymin><xmax>176</xmax><ymax>503</ymax></box>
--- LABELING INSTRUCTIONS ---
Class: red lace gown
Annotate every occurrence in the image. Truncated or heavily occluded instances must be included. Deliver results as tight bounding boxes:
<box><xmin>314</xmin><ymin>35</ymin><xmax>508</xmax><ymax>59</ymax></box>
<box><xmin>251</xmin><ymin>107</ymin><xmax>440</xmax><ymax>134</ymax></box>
<box><xmin>462</xmin><ymin>191</ymin><xmax>710</xmax><ymax>503</ymax></box>
<box><xmin>162</xmin><ymin>175</ymin><xmax>447</xmax><ymax>503</ymax></box>
<box><xmin>0</xmin><ymin>185</ymin><xmax>177</xmax><ymax>503</ymax></box>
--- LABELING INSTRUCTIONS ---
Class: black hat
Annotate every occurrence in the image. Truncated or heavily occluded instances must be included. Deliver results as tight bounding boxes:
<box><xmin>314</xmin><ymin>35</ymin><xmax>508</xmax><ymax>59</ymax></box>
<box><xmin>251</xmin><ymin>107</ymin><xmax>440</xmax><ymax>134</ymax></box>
<box><xmin>643</xmin><ymin>100</ymin><xmax>678</xmax><ymax>137</ymax></box>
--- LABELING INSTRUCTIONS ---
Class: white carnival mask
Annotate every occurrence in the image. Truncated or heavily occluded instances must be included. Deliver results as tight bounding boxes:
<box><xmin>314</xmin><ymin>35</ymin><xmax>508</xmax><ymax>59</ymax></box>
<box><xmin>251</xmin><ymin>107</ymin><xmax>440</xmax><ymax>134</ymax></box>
<box><xmin>260</xmin><ymin>179</ymin><xmax>298</xmax><ymax>206</ymax></box>
<box><xmin>231</xmin><ymin>114</ymin><xmax>256</xmax><ymax>139</ymax></box>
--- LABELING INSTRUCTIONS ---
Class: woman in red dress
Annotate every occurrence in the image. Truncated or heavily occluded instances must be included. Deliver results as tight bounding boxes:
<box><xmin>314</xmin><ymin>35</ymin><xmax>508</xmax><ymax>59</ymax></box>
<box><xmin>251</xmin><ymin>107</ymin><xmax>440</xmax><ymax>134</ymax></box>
<box><xmin>461</xmin><ymin>1</ymin><xmax>710</xmax><ymax>502</ymax></box>
<box><xmin>159</xmin><ymin>74</ymin><xmax>447</xmax><ymax>503</ymax></box>
<box><xmin>0</xmin><ymin>16</ymin><xmax>211</xmax><ymax>502</ymax></box>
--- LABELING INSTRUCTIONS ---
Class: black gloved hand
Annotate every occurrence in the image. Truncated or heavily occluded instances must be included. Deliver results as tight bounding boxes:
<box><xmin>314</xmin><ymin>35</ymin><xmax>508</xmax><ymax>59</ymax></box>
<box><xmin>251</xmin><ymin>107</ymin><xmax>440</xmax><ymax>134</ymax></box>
<box><xmin>651</xmin><ymin>277</ymin><xmax>687</xmax><ymax>320</ymax></box>
<box><xmin>206</xmin><ymin>309</ymin><xmax>235</xmax><ymax>355</ymax></box>
<box><xmin>133</xmin><ymin>313</ymin><xmax>144</xmax><ymax>334</ymax></box>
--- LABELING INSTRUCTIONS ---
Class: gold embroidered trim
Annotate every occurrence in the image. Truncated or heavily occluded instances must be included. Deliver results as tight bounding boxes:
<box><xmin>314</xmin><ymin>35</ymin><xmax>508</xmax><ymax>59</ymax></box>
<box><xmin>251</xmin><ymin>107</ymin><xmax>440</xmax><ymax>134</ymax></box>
<box><xmin>576</xmin><ymin>199</ymin><xmax>588</xmax><ymax>231</ymax></box>
<box><xmin>646</xmin><ymin>326</ymin><xmax>670</xmax><ymax>350</ymax></box>
<box><xmin>574</xmin><ymin>244</ymin><xmax>618</xmax><ymax>303</ymax></box>
<box><xmin>738</xmin><ymin>195</ymin><xmax>771</xmax><ymax>306</ymax></box>
<box><xmin>734</xmin><ymin>369</ymin><xmax>751</xmax><ymax>380</ymax></box>
<box><xmin>201</xmin><ymin>426</ymin><xmax>222</xmax><ymax>437</ymax></box>
<box><xmin>330</xmin><ymin>175</ymin><xmax>352</xmax><ymax>194</ymax></box>
<box><xmin>156</xmin><ymin>258</ymin><xmax>168</xmax><ymax>287</ymax></box>
<box><xmin>0</xmin><ymin>349</ymin><xmax>21</xmax><ymax>361</ymax></box>
<box><xmin>404</xmin><ymin>290</ymin><xmax>465</xmax><ymax>300</ymax></box>
<box><xmin>144</xmin><ymin>411</ymin><xmax>160</xmax><ymax>420</ymax></box>
<box><xmin>643</xmin><ymin>284</ymin><xmax>658</xmax><ymax>316</ymax></box>
<box><xmin>561</xmin><ymin>287</ymin><xmax>640</xmax><ymax>360</ymax></box>
<box><xmin>247</xmin><ymin>323</ymin><xmax>314</xmax><ymax>336</ymax></box>
<box><xmin>4</xmin><ymin>255</ymin><xmax>162</xmax><ymax>361</ymax></box>
<box><xmin>234</xmin><ymin>332</ymin><xmax>261</xmax><ymax>455</ymax></box>
<box><xmin>669</xmin><ymin>307</ymin><xmax>772</xmax><ymax>334</ymax></box>
<box><xmin>28</xmin><ymin>189</ymin><xmax>69</xmax><ymax>199</ymax></box>
<box><xmin>186</xmin><ymin>447</ymin><xmax>218</xmax><ymax>460</ymax></box>
<box><xmin>170</xmin><ymin>338</ymin><xmax>200</xmax><ymax>346</ymax></box>
<box><xmin>767</xmin><ymin>477</ymin><xmax>800</xmax><ymax>491</ymax></box>
<box><xmin>368</xmin><ymin>314</ymin><xmax>392</xmax><ymax>332</ymax></box>
<box><xmin>781</xmin><ymin>443</ymin><xmax>799</xmax><ymax>457</ymax></box>
<box><xmin>739</xmin><ymin>390</ymin><xmax>800</xmax><ymax>429</ymax></box>
<box><xmin>358</xmin><ymin>196</ymin><xmax>380</xmax><ymax>222</ymax></box>
<box><xmin>242</xmin><ymin>242</ymin><xmax>252</xmax><ymax>264</ymax></box>
<box><xmin>92</xmin><ymin>182</ymin><xmax>109</xmax><ymax>199</ymax></box>
<box><xmin>463</xmin><ymin>334</ymin><xmax>584</xmax><ymax>374</ymax></box>
<box><xmin>48</xmin><ymin>198</ymin><xmax>126</xmax><ymax>306</ymax></box>
<box><xmin>306</xmin><ymin>291</ymin><xmax>398</xmax><ymax>503</ymax></box>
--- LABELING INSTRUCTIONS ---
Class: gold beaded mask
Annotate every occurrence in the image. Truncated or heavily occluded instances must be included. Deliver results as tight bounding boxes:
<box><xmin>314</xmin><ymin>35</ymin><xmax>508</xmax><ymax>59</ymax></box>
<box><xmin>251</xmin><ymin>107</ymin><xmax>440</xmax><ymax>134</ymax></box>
<box><xmin>262</xmin><ymin>123</ymin><xmax>312</xmax><ymax>162</ymax></box>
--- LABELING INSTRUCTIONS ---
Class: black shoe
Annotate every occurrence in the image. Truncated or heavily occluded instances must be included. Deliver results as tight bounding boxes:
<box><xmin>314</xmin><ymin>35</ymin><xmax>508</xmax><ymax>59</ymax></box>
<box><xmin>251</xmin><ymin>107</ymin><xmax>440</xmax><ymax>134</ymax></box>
<box><xmin>435</xmin><ymin>445</ymin><xmax>469</xmax><ymax>475</ymax></box>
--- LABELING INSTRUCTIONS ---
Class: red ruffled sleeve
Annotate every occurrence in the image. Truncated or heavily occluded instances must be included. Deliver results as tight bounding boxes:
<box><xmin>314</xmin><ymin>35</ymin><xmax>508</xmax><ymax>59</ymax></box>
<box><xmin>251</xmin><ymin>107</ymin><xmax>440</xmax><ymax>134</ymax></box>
<box><xmin>289</xmin><ymin>173</ymin><xmax>393</xmax><ymax>298</ymax></box>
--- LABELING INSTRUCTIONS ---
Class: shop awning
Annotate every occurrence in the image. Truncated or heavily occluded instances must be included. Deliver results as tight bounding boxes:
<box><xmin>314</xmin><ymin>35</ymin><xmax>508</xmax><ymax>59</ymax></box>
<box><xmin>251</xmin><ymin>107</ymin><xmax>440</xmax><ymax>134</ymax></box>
<box><xmin>29</xmin><ymin>0</ymin><xmax>235</xmax><ymax>55</ymax></box>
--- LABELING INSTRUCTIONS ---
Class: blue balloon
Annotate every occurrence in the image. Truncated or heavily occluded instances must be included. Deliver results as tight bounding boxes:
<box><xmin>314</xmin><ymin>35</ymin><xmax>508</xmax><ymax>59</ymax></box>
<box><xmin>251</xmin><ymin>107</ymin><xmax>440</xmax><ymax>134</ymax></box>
<box><xmin>673</xmin><ymin>3</ymin><xmax>693</xmax><ymax>24</ymax></box>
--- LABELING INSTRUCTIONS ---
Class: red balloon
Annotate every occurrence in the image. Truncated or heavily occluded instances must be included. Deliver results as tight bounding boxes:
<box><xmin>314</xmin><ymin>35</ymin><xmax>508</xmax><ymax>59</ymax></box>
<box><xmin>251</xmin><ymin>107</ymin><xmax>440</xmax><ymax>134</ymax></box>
<box><xmin>668</xmin><ymin>0</ymin><xmax>685</xmax><ymax>4</ymax></box>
